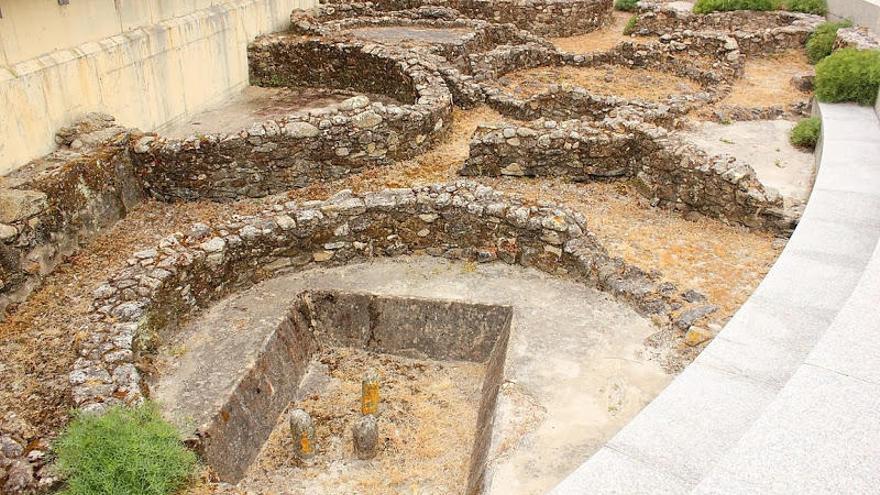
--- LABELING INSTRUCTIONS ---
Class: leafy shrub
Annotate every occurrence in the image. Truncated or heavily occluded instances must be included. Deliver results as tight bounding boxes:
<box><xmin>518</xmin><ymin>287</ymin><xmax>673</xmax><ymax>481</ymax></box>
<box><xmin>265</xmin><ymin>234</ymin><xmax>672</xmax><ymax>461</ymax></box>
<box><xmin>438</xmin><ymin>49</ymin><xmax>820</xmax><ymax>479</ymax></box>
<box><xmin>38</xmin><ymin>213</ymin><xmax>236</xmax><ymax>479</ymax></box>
<box><xmin>615</xmin><ymin>0</ymin><xmax>640</xmax><ymax>11</ymax></box>
<box><xmin>784</xmin><ymin>0</ymin><xmax>827</xmax><ymax>14</ymax></box>
<box><xmin>789</xmin><ymin>117</ymin><xmax>821</xmax><ymax>149</ymax></box>
<box><xmin>623</xmin><ymin>14</ymin><xmax>639</xmax><ymax>35</ymax></box>
<box><xmin>55</xmin><ymin>403</ymin><xmax>197</xmax><ymax>495</ymax></box>
<box><xmin>692</xmin><ymin>0</ymin><xmax>776</xmax><ymax>14</ymax></box>
<box><xmin>806</xmin><ymin>20</ymin><xmax>852</xmax><ymax>64</ymax></box>
<box><xmin>815</xmin><ymin>48</ymin><xmax>880</xmax><ymax>105</ymax></box>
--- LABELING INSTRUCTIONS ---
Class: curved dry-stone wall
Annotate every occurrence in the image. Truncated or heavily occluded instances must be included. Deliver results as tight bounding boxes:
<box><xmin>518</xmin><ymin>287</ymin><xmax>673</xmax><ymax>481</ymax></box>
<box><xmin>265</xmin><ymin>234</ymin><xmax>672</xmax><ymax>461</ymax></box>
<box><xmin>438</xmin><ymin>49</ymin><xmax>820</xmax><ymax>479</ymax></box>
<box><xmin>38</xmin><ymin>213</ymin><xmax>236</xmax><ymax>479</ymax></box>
<box><xmin>74</xmin><ymin>181</ymin><xmax>716</xmax><ymax>414</ymax></box>
<box><xmin>291</xmin><ymin>5</ymin><xmax>551</xmax><ymax>73</ymax></box>
<box><xmin>130</xmin><ymin>39</ymin><xmax>453</xmax><ymax>201</ymax></box>
<box><xmin>471</xmin><ymin>40</ymin><xmax>736</xmax><ymax>126</ymax></box>
<box><xmin>462</xmin><ymin>119</ymin><xmax>791</xmax><ymax>231</ymax></box>
<box><xmin>631</xmin><ymin>3</ymin><xmax>823</xmax><ymax>56</ymax></box>
<box><xmin>321</xmin><ymin>0</ymin><xmax>613</xmax><ymax>36</ymax></box>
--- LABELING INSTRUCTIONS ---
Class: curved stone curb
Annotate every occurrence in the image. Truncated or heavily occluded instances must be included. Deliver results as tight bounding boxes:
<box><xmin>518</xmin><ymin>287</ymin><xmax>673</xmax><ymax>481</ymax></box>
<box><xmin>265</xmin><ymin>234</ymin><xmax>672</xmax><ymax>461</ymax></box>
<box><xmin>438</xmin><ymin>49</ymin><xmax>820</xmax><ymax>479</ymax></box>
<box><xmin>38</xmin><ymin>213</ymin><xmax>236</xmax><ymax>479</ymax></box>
<box><xmin>472</xmin><ymin>40</ymin><xmax>735</xmax><ymax>126</ymax></box>
<box><xmin>321</xmin><ymin>0</ymin><xmax>614</xmax><ymax>37</ymax></box>
<box><xmin>72</xmin><ymin>181</ymin><xmax>714</xmax><ymax>413</ymax></box>
<box><xmin>549</xmin><ymin>102</ymin><xmax>880</xmax><ymax>494</ymax></box>
<box><xmin>462</xmin><ymin>117</ymin><xmax>789</xmax><ymax>231</ymax></box>
<box><xmin>631</xmin><ymin>2</ymin><xmax>823</xmax><ymax>56</ymax></box>
<box><xmin>293</xmin><ymin>5</ymin><xmax>553</xmax><ymax>72</ymax></box>
<box><xmin>131</xmin><ymin>38</ymin><xmax>453</xmax><ymax>201</ymax></box>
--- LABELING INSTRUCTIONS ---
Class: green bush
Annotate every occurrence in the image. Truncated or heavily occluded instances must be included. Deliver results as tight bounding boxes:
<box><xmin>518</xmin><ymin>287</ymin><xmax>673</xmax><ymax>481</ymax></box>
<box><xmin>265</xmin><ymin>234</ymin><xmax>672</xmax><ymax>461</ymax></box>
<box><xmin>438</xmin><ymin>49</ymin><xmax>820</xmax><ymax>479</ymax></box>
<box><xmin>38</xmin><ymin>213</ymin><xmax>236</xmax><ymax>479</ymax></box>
<box><xmin>623</xmin><ymin>14</ymin><xmax>639</xmax><ymax>35</ymax></box>
<box><xmin>614</xmin><ymin>0</ymin><xmax>640</xmax><ymax>11</ymax></box>
<box><xmin>55</xmin><ymin>403</ymin><xmax>197</xmax><ymax>495</ymax></box>
<box><xmin>789</xmin><ymin>117</ymin><xmax>821</xmax><ymax>149</ymax></box>
<box><xmin>784</xmin><ymin>0</ymin><xmax>827</xmax><ymax>14</ymax></box>
<box><xmin>815</xmin><ymin>48</ymin><xmax>880</xmax><ymax>105</ymax></box>
<box><xmin>692</xmin><ymin>0</ymin><xmax>776</xmax><ymax>14</ymax></box>
<box><xmin>806</xmin><ymin>20</ymin><xmax>852</xmax><ymax>64</ymax></box>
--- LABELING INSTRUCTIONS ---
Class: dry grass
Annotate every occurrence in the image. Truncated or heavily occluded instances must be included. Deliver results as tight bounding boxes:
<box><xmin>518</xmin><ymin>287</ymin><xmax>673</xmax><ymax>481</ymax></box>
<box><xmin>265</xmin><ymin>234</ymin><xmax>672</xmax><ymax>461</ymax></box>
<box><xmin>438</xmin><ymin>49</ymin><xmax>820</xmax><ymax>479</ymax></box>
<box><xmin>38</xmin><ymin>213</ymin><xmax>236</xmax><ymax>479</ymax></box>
<box><xmin>716</xmin><ymin>50</ymin><xmax>813</xmax><ymax>108</ymax></box>
<box><xmin>490</xmin><ymin>65</ymin><xmax>701</xmax><ymax>100</ymax></box>
<box><xmin>0</xmin><ymin>104</ymin><xmax>781</xmax><ymax>448</ymax></box>
<box><xmin>550</xmin><ymin>12</ymin><xmax>647</xmax><ymax>53</ymax></box>
<box><xmin>287</xmin><ymin>106</ymin><xmax>779</xmax><ymax>322</ymax></box>
<box><xmin>198</xmin><ymin>348</ymin><xmax>485</xmax><ymax>495</ymax></box>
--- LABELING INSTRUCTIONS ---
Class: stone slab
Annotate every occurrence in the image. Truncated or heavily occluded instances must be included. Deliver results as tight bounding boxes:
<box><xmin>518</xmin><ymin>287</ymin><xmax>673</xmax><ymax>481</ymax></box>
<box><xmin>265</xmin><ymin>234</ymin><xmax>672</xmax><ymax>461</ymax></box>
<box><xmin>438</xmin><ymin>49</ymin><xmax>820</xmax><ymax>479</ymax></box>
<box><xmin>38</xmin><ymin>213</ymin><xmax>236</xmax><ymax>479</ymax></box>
<box><xmin>694</xmin><ymin>365</ymin><xmax>880</xmax><ymax>494</ymax></box>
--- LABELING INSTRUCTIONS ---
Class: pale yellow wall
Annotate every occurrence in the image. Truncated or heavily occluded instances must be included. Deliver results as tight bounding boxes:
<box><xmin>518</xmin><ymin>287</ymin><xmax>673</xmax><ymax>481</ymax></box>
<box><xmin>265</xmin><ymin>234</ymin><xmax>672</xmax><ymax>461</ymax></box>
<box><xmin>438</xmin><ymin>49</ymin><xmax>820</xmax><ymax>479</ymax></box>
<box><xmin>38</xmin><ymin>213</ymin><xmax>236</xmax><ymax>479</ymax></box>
<box><xmin>0</xmin><ymin>0</ymin><xmax>315</xmax><ymax>175</ymax></box>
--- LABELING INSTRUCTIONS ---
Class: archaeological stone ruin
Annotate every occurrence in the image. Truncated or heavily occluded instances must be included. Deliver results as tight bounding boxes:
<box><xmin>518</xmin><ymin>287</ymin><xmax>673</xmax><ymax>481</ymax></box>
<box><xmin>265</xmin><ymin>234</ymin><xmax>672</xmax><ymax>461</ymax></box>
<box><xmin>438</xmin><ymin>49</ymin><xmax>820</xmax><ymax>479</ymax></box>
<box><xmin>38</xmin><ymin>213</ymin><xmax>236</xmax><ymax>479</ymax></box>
<box><xmin>1</xmin><ymin>0</ymin><xmax>880</xmax><ymax>493</ymax></box>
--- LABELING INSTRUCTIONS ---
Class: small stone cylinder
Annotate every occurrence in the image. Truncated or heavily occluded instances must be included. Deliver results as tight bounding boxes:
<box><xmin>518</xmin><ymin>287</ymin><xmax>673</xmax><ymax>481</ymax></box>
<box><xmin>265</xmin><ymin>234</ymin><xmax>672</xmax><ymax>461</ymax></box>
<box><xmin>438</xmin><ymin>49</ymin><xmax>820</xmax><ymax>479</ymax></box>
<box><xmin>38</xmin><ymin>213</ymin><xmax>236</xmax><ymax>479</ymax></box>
<box><xmin>289</xmin><ymin>408</ymin><xmax>316</xmax><ymax>460</ymax></box>
<box><xmin>352</xmin><ymin>414</ymin><xmax>379</xmax><ymax>460</ymax></box>
<box><xmin>361</xmin><ymin>369</ymin><xmax>380</xmax><ymax>416</ymax></box>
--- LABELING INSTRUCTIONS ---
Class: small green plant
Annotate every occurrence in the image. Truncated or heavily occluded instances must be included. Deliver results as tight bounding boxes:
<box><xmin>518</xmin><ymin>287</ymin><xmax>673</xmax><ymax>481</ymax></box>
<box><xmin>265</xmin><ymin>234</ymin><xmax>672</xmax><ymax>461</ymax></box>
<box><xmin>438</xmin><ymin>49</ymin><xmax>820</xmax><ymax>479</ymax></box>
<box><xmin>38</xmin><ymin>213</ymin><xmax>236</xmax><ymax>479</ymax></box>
<box><xmin>784</xmin><ymin>0</ymin><xmax>827</xmax><ymax>14</ymax></box>
<box><xmin>614</xmin><ymin>0</ymin><xmax>640</xmax><ymax>11</ymax></box>
<box><xmin>815</xmin><ymin>48</ymin><xmax>880</xmax><ymax>105</ymax></box>
<box><xmin>692</xmin><ymin>0</ymin><xmax>776</xmax><ymax>14</ymax></box>
<box><xmin>55</xmin><ymin>403</ymin><xmax>197</xmax><ymax>495</ymax></box>
<box><xmin>623</xmin><ymin>14</ymin><xmax>639</xmax><ymax>35</ymax></box>
<box><xmin>789</xmin><ymin>117</ymin><xmax>821</xmax><ymax>149</ymax></box>
<box><xmin>806</xmin><ymin>20</ymin><xmax>852</xmax><ymax>64</ymax></box>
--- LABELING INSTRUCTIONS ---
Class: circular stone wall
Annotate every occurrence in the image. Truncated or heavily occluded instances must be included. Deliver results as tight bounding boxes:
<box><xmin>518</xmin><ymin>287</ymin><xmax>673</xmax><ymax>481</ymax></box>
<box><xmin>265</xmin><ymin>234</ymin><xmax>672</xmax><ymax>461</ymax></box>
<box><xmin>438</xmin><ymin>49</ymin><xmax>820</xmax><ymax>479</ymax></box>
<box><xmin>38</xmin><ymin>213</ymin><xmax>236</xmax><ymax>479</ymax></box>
<box><xmin>74</xmin><ymin>182</ymin><xmax>715</xmax><ymax>412</ymax></box>
<box><xmin>131</xmin><ymin>39</ymin><xmax>453</xmax><ymax>201</ymax></box>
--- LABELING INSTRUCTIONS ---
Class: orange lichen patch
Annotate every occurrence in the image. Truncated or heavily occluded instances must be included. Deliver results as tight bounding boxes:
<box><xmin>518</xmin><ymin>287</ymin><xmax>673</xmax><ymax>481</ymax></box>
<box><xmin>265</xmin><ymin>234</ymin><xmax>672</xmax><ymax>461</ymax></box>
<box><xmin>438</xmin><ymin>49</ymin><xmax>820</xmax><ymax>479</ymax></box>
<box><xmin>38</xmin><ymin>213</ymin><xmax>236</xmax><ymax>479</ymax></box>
<box><xmin>551</xmin><ymin>11</ymin><xmax>648</xmax><ymax>53</ymax></box>
<box><xmin>713</xmin><ymin>50</ymin><xmax>813</xmax><ymax>109</ymax></box>
<box><xmin>491</xmin><ymin>65</ymin><xmax>701</xmax><ymax>100</ymax></box>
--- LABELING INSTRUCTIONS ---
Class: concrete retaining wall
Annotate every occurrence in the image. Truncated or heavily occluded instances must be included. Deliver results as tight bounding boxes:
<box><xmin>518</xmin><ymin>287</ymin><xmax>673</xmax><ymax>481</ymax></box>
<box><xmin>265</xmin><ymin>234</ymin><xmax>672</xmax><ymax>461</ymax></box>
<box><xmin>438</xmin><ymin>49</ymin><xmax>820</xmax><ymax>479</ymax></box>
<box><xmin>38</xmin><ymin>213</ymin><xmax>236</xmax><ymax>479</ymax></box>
<box><xmin>828</xmin><ymin>0</ymin><xmax>880</xmax><ymax>31</ymax></box>
<box><xmin>0</xmin><ymin>0</ymin><xmax>315</xmax><ymax>176</ymax></box>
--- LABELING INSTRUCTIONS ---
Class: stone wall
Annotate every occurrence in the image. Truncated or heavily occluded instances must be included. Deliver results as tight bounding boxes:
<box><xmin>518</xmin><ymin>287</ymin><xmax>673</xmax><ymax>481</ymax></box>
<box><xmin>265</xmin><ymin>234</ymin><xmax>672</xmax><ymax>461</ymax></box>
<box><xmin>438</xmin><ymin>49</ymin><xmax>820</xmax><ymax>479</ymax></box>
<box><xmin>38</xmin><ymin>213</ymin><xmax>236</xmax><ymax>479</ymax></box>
<box><xmin>321</xmin><ymin>0</ymin><xmax>614</xmax><ymax>36</ymax></box>
<box><xmin>631</xmin><ymin>4</ymin><xmax>823</xmax><ymax>56</ymax></box>
<box><xmin>131</xmin><ymin>39</ymin><xmax>453</xmax><ymax>201</ymax></box>
<box><xmin>462</xmin><ymin>119</ymin><xmax>791</xmax><ymax>231</ymax></box>
<box><xmin>75</xmin><ymin>181</ymin><xmax>716</xmax><ymax>415</ymax></box>
<box><xmin>0</xmin><ymin>115</ymin><xmax>144</xmax><ymax>318</ymax></box>
<box><xmin>292</xmin><ymin>6</ymin><xmax>551</xmax><ymax>72</ymax></box>
<box><xmin>471</xmin><ymin>41</ymin><xmax>733</xmax><ymax>126</ymax></box>
<box><xmin>0</xmin><ymin>0</ymin><xmax>316</xmax><ymax>176</ymax></box>
<box><xmin>834</xmin><ymin>26</ymin><xmax>880</xmax><ymax>50</ymax></box>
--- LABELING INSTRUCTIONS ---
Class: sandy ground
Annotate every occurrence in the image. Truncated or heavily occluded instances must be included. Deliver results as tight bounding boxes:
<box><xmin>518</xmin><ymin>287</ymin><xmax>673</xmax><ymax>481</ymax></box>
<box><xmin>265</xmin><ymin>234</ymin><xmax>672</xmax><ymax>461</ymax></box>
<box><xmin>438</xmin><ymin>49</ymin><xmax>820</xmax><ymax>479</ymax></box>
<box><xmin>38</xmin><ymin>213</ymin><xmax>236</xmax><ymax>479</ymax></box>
<box><xmin>709</xmin><ymin>50</ymin><xmax>813</xmax><ymax>111</ymax></box>
<box><xmin>161</xmin><ymin>86</ymin><xmax>399</xmax><ymax>139</ymax></box>
<box><xmin>491</xmin><ymin>65</ymin><xmax>700</xmax><ymax>100</ymax></box>
<box><xmin>550</xmin><ymin>11</ymin><xmax>647</xmax><ymax>53</ymax></box>
<box><xmin>680</xmin><ymin>119</ymin><xmax>816</xmax><ymax>205</ymax></box>
<box><xmin>229</xmin><ymin>348</ymin><xmax>485</xmax><ymax>495</ymax></box>
<box><xmin>173</xmin><ymin>257</ymin><xmax>674</xmax><ymax>495</ymax></box>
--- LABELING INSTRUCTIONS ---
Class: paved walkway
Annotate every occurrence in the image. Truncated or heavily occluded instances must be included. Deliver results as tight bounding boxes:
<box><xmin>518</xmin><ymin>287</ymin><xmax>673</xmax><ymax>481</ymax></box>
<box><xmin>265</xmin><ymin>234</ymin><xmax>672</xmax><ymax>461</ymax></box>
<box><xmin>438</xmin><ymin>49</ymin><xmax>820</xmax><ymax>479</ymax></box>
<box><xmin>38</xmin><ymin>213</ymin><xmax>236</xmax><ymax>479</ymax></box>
<box><xmin>551</xmin><ymin>102</ymin><xmax>880</xmax><ymax>493</ymax></box>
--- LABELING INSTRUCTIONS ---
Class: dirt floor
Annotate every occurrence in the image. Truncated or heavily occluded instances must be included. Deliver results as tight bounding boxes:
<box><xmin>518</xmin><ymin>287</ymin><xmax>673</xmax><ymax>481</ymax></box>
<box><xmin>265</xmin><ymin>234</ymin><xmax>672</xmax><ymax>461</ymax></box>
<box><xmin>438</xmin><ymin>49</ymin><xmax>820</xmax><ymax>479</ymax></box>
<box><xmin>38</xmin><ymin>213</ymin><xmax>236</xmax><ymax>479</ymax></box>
<box><xmin>203</xmin><ymin>347</ymin><xmax>486</xmax><ymax>495</ymax></box>
<box><xmin>705</xmin><ymin>50</ymin><xmax>813</xmax><ymax>113</ymax></box>
<box><xmin>680</xmin><ymin>119</ymin><xmax>816</xmax><ymax>206</ymax></box>
<box><xmin>162</xmin><ymin>86</ymin><xmax>400</xmax><ymax>139</ymax></box>
<box><xmin>550</xmin><ymin>11</ymin><xmax>647</xmax><ymax>53</ymax></box>
<box><xmin>491</xmin><ymin>65</ymin><xmax>701</xmax><ymax>100</ymax></box>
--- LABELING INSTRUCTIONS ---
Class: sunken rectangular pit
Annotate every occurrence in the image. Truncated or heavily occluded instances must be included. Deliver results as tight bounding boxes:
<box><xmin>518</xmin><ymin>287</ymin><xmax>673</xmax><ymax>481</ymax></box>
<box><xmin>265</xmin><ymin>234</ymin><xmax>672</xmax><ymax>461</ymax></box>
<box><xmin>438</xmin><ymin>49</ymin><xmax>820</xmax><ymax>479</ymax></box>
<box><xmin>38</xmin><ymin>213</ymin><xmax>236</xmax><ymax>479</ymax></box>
<box><xmin>155</xmin><ymin>290</ymin><xmax>511</xmax><ymax>493</ymax></box>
